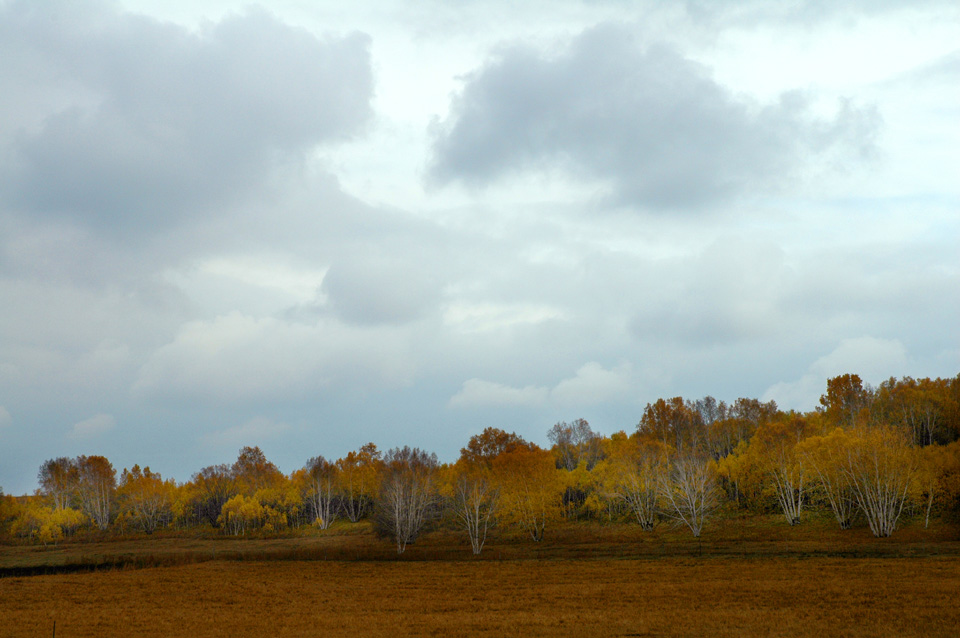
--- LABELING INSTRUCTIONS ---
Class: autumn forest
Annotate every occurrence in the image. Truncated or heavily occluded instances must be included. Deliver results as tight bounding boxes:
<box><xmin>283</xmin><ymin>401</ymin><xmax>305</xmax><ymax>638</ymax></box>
<box><xmin>3</xmin><ymin>374</ymin><xmax>960</xmax><ymax>553</ymax></box>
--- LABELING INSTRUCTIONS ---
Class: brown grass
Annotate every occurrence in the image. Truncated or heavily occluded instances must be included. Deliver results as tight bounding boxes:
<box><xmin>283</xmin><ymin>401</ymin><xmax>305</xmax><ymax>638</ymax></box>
<box><xmin>2</xmin><ymin>556</ymin><xmax>959</xmax><ymax>637</ymax></box>
<box><xmin>2</xmin><ymin>516</ymin><xmax>959</xmax><ymax>636</ymax></box>
<box><xmin>2</xmin><ymin>513</ymin><xmax>958</xmax><ymax>574</ymax></box>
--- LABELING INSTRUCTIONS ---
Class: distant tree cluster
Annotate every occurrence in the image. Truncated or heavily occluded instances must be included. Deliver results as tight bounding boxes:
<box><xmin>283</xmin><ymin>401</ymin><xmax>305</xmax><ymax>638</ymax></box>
<box><xmin>2</xmin><ymin>374</ymin><xmax>959</xmax><ymax>552</ymax></box>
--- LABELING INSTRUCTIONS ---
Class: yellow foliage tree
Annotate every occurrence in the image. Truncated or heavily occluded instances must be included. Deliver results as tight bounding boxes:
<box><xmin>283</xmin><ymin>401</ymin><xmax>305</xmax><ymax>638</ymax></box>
<box><xmin>842</xmin><ymin>426</ymin><xmax>918</xmax><ymax>537</ymax></box>
<box><xmin>594</xmin><ymin>433</ymin><xmax>667</xmax><ymax>530</ymax></box>
<box><xmin>914</xmin><ymin>442</ymin><xmax>960</xmax><ymax>527</ymax></box>
<box><xmin>722</xmin><ymin>415</ymin><xmax>810</xmax><ymax>525</ymax></box>
<box><xmin>12</xmin><ymin>504</ymin><xmax>86</xmax><ymax>545</ymax></box>
<box><xmin>117</xmin><ymin>465</ymin><xmax>177</xmax><ymax>534</ymax></box>
<box><xmin>336</xmin><ymin>443</ymin><xmax>383</xmax><ymax>523</ymax></box>
<box><xmin>492</xmin><ymin>445</ymin><xmax>563</xmax><ymax>542</ymax></box>
<box><xmin>442</xmin><ymin>459</ymin><xmax>499</xmax><ymax>555</ymax></box>
<box><xmin>797</xmin><ymin>428</ymin><xmax>859</xmax><ymax>529</ymax></box>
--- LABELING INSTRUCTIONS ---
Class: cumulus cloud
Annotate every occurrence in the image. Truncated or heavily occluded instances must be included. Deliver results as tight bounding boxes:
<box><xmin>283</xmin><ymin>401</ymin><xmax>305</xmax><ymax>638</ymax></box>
<box><xmin>551</xmin><ymin>362</ymin><xmax>634</xmax><ymax>406</ymax></box>
<box><xmin>202</xmin><ymin>416</ymin><xmax>291</xmax><ymax>448</ymax></box>
<box><xmin>68</xmin><ymin>413</ymin><xmax>116</xmax><ymax>439</ymax></box>
<box><xmin>763</xmin><ymin>336</ymin><xmax>909</xmax><ymax>410</ymax></box>
<box><xmin>0</xmin><ymin>1</ymin><xmax>373</xmax><ymax>233</ymax></box>
<box><xmin>449</xmin><ymin>378</ymin><xmax>549</xmax><ymax>408</ymax></box>
<box><xmin>450</xmin><ymin>361</ymin><xmax>633</xmax><ymax>408</ymax></box>
<box><xmin>430</xmin><ymin>22</ymin><xmax>879</xmax><ymax>209</ymax></box>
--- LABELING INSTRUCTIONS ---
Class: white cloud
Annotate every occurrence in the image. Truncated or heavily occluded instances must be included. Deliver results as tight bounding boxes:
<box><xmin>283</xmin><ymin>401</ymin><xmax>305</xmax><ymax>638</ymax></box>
<box><xmin>449</xmin><ymin>378</ymin><xmax>549</xmax><ymax>408</ymax></box>
<box><xmin>0</xmin><ymin>406</ymin><xmax>11</xmax><ymax>429</ymax></box>
<box><xmin>550</xmin><ymin>362</ymin><xmax>634</xmax><ymax>406</ymax></box>
<box><xmin>443</xmin><ymin>302</ymin><xmax>564</xmax><ymax>333</ymax></box>
<box><xmin>202</xmin><ymin>416</ymin><xmax>291</xmax><ymax>448</ymax></box>
<box><xmin>68</xmin><ymin>413</ymin><xmax>116</xmax><ymax>440</ymax></box>
<box><xmin>450</xmin><ymin>361</ymin><xmax>634</xmax><ymax>409</ymax></box>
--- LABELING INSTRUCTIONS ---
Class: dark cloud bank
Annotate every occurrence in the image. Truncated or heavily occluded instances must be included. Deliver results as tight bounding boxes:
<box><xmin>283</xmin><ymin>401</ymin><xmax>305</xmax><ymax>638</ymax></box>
<box><xmin>430</xmin><ymin>23</ymin><xmax>879</xmax><ymax>209</ymax></box>
<box><xmin>0</xmin><ymin>1</ymin><xmax>373</xmax><ymax>234</ymax></box>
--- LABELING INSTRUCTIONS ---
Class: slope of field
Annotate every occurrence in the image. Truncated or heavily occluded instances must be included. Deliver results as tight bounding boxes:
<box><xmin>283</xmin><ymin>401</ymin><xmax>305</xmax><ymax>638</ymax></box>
<box><xmin>3</xmin><ymin>556</ymin><xmax>959</xmax><ymax>637</ymax></box>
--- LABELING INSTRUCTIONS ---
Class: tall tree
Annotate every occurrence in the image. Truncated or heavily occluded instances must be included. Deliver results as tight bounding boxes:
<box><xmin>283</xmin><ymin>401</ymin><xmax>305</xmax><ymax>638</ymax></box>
<box><xmin>722</xmin><ymin>414</ymin><xmax>810</xmax><ymax>525</ymax></box>
<box><xmin>38</xmin><ymin>457</ymin><xmax>78</xmax><ymax>510</ymax></box>
<box><xmin>301</xmin><ymin>456</ymin><xmax>340</xmax><ymax>529</ymax></box>
<box><xmin>190</xmin><ymin>464</ymin><xmax>237</xmax><ymax>527</ymax></box>
<box><xmin>820</xmin><ymin>374</ymin><xmax>871</xmax><ymax>428</ymax></box>
<box><xmin>595</xmin><ymin>434</ymin><xmax>667</xmax><ymax>530</ymax></box>
<box><xmin>446</xmin><ymin>459</ymin><xmax>499</xmax><ymax>555</ymax></box>
<box><xmin>548</xmin><ymin>419</ymin><xmax>602</xmax><ymax>471</ymax></box>
<box><xmin>492</xmin><ymin>445</ymin><xmax>563</xmax><ymax>542</ymax></box>
<box><xmin>336</xmin><ymin>443</ymin><xmax>383</xmax><ymax>523</ymax></box>
<box><xmin>638</xmin><ymin>397</ymin><xmax>707</xmax><ymax>455</ymax></box>
<box><xmin>798</xmin><ymin>429</ymin><xmax>859</xmax><ymax>529</ymax></box>
<box><xmin>75</xmin><ymin>455</ymin><xmax>116</xmax><ymax>531</ymax></box>
<box><xmin>117</xmin><ymin>465</ymin><xmax>175</xmax><ymax>534</ymax></box>
<box><xmin>659</xmin><ymin>454</ymin><xmax>718</xmax><ymax>538</ymax></box>
<box><xmin>232</xmin><ymin>446</ymin><xmax>284</xmax><ymax>494</ymax></box>
<box><xmin>841</xmin><ymin>426</ymin><xmax>917</xmax><ymax>537</ymax></box>
<box><xmin>377</xmin><ymin>447</ymin><xmax>438</xmax><ymax>553</ymax></box>
<box><xmin>460</xmin><ymin>427</ymin><xmax>527</xmax><ymax>465</ymax></box>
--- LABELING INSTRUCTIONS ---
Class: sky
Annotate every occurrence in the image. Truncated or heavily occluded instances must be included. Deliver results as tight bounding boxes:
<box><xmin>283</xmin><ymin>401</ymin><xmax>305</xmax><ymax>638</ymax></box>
<box><xmin>1</xmin><ymin>0</ymin><xmax>958</xmax><ymax>495</ymax></box>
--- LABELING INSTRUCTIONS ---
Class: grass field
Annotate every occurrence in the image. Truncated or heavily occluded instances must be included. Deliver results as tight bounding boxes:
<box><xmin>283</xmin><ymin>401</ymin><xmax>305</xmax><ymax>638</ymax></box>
<box><xmin>2</xmin><ymin>516</ymin><xmax>959</xmax><ymax>636</ymax></box>
<box><xmin>3</xmin><ymin>556</ymin><xmax>959</xmax><ymax>637</ymax></box>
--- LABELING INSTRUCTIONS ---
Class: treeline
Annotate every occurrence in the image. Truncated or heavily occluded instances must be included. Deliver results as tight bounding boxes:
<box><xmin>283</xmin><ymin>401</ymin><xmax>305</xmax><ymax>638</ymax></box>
<box><xmin>2</xmin><ymin>374</ymin><xmax>959</xmax><ymax>553</ymax></box>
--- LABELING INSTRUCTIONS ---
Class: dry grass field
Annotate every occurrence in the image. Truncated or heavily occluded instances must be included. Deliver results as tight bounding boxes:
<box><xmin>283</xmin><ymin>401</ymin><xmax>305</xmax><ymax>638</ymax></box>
<box><xmin>2</xmin><ymin>556</ymin><xmax>959</xmax><ymax>637</ymax></box>
<box><xmin>2</xmin><ymin>516</ymin><xmax>959</xmax><ymax>637</ymax></box>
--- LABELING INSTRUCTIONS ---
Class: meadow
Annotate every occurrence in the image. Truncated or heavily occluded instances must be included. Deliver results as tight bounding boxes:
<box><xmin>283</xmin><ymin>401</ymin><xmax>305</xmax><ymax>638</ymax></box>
<box><xmin>2</xmin><ymin>515</ymin><xmax>959</xmax><ymax>637</ymax></box>
<box><xmin>3</xmin><ymin>556</ymin><xmax>959</xmax><ymax>637</ymax></box>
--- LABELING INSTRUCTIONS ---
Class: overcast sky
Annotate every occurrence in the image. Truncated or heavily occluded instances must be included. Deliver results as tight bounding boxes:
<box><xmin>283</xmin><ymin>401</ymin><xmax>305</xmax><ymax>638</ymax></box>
<box><xmin>1</xmin><ymin>0</ymin><xmax>958</xmax><ymax>494</ymax></box>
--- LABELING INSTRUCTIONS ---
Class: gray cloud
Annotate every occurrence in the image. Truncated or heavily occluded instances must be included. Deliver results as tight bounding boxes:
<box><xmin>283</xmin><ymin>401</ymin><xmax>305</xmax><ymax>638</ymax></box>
<box><xmin>429</xmin><ymin>23</ymin><xmax>879</xmax><ymax>209</ymax></box>
<box><xmin>0</xmin><ymin>1</ymin><xmax>373</xmax><ymax>233</ymax></box>
<box><xmin>322</xmin><ymin>252</ymin><xmax>443</xmax><ymax>326</ymax></box>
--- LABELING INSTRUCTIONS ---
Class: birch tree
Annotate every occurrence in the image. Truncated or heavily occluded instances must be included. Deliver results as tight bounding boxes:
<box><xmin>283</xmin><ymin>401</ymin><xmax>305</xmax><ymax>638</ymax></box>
<box><xmin>915</xmin><ymin>441</ymin><xmax>960</xmax><ymax>527</ymax></box>
<box><xmin>492</xmin><ymin>445</ymin><xmax>564</xmax><ymax>542</ymax></box>
<box><xmin>798</xmin><ymin>429</ymin><xmax>859</xmax><ymax>529</ymax></box>
<box><xmin>596</xmin><ymin>434</ymin><xmax>666</xmax><ymax>530</ymax></box>
<box><xmin>448</xmin><ymin>460</ymin><xmax>499</xmax><ymax>554</ymax></box>
<box><xmin>337</xmin><ymin>443</ymin><xmax>382</xmax><ymax>523</ymax></box>
<box><xmin>377</xmin><ymin>447</ymin><xmax>438</xmax><ymax>553</ymax></box>
<box><xmin>75</xmin><ymin>455</ymin><xmax>116</xmax><ymax>531</ymax></box>
<box><xmin>659</xmin><ymin>454</ymin><xmax>718</xmax><ymax>538</ymax></box>
<box><xmin>302</xmin><ymin>456</ymin><xmax>340</xmax><ymax>529</ymax></box>
<box><xmin>38</xmin><ymin>457</ymin><xmax>78</xmax><ymax>510</ymax></box>
<box><xmin>841</xmin><ymin>426</ymin><xmax>917</xmax><ymax>537</ymax></box>
<box><xmin>744</xmin><ymin>415</ymin><xmax>810</xmax><ymax>525</ymax></box>
<box><xmin>117</xmin><ymin>465</ymin><xmax>175</xmax><ymax>534</ymax></box>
